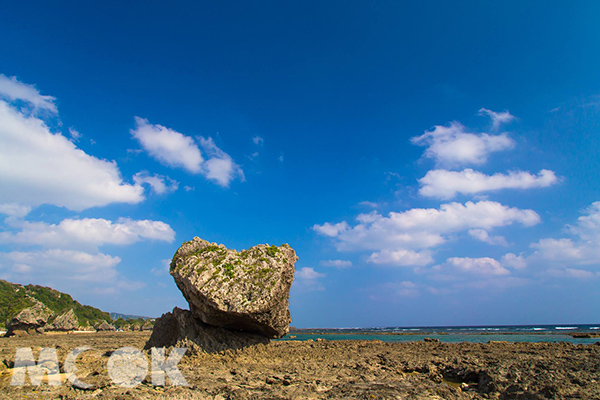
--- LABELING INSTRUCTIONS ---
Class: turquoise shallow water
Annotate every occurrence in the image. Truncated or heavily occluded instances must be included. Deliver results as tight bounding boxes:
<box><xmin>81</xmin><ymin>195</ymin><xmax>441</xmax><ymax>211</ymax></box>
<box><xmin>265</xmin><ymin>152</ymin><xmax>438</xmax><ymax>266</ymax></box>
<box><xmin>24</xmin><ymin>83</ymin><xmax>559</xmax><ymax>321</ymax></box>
<box><xmin>279</xmin><ymin>324</ymin><xmax>600</xmax><ymax>344</ymax></box>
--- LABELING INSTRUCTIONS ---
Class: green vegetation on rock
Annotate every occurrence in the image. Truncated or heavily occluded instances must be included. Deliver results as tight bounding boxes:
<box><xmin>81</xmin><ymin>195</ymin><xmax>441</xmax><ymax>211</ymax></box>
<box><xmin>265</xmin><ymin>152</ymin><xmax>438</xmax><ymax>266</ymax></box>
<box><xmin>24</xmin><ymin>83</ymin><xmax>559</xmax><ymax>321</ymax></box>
<box><xmin>0</xmin><ymin>279</ymin><xmax>112</xmax><ymax>328</ymax></box>
<box><xmin>266</xmin><ymin>245</ymin><xmax>280</xmax><ymax>257</ymax></box>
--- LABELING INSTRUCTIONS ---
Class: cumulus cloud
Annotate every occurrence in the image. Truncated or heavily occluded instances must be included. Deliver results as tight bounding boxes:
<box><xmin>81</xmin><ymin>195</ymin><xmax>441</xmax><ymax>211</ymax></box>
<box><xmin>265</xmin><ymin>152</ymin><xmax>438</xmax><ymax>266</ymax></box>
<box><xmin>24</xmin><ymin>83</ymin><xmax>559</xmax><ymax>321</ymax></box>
<box><xmin>501</xmin><ymin>253</ymin><xmax>527</xmax><ymax>269</ymax></box>
<box><xmin>0</xmin><ymin>249</ymin><xmax>146</xmax><ymax>294</ymax></box>
<box><xmin>419</xmin><ymin>169</ymin><xmax>558</xmax><ymax>199</ymax></box>
<box><xmin>314</xmin><ymin>201</ymin><xmax>539</xmax><ymax>267</ymax></box>
<box><xmin>252</xmin><ymin>136</ymin><xmax>264</xmax><ymax>145</ymax></box>
<box><xmin>478</xmin><ymin>108</ymin><xmax>516</xmax><ymax>130</ymax></box>
<box><xmin>131</xmin><ymin>117</ymin><xmax>204</xmax><ymax>173</ymax></box>
<box><xmin>315</xmin><ymin>200</ymin><xmax>539</xmax><ymax>250</ymax></box>
<box><xmin>0</xmin><ymin>74</ymin><xmax>57</xmax><ymax>113</ymax></box>
<box><xmin>198</xmin><ymin>137</ymin><xmax>244</xmax><ymax>187</ymax></box>
<box><xmin>0</xmin><ymin>100</ymin><xmax>144</xmax><ymax>211</ymax></box>
<box><xmin>297</xmin><ymin>267</ymin><xmax>326</xmax><ymax>280</ymax></box>
<box><xmin>437</xmin><ymin>257</ymin><xmax>511</xmax><ymax>276</ymax></box>
<box><xmin>320</xmin><ymin>259</ymin><xmax>353</xmax><ymax>268</ymax></box>
<box><xmin>523</xmin><ymin>201</ymin><xmax>600</xmax><ymax>277</ymax></box>
<box><xmin>133</xmin><ymin>171</ymin><xmax>179</xmax><ymax>194</ymax></box>
<box><xmin>468</xmin><ymin>229</ymin><xmax>508</xmax><ymax>246</ymax></box>
<box><xmin>312</xmin><ymin>221</ymin><xmax>349</xmax><ymax>237</ymax></box>
<box><xmin>411</xmin><ymin>122</ymin><xmax>514</xmax><ymax>167</ymax></box>
<box><xmin>1</xmin><ymin>217</ymin><xmax>175</xmax><ymax>250</ymax></box>
<box><xmin>0</xmin><ymin>204</ymin><xmax>32</xmax><ymax>218</ymax></box>
<box><xmin>131</xmin><ymin>117</ymin><xmax>243</xmax><ymax>187</ymax></box>
<box><xmin>1</xmin><ymin>249</ymin><xmax>121</xmax><ymax>282</ymax></box>
<box><xmin>368</xmin><ymin>249</ymin><xmax>434</xmax><ymax>266</ymax></box>
<box><xmin>294</xmin><ymin>267</ymin><xmax>326</xmax><ymax>291</ymax></box>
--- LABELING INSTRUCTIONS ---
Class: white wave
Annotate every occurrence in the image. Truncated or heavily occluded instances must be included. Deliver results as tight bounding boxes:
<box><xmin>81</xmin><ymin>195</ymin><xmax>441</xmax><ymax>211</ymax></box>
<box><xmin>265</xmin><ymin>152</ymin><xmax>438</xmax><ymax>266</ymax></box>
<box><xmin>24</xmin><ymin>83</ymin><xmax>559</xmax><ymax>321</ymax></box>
<box><xmin>555</xmin><ymin>327</ymin><xmax>577</xmax><ymax>330</ymax></box>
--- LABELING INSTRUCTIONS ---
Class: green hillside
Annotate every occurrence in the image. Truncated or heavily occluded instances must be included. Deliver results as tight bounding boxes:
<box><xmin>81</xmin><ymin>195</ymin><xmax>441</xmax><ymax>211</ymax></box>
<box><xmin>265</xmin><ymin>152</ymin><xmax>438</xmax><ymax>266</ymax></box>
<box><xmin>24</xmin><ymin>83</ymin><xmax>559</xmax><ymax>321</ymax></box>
<box><xmin>0</xmin><ymin>279</ymin><xmax>112</xmax><ymax>329</ymax></box>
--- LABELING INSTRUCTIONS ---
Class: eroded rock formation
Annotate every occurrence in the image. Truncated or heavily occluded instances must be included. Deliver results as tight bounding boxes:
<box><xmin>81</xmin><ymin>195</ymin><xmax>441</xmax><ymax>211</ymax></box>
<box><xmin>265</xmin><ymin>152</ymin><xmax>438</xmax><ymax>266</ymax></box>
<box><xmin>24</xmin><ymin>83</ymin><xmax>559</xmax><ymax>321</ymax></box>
<box><xmin>147</xmin><ymin>238</ymin><xmax>297</xmax><ymax>353</ymax></box>
<box><xmin>170</xmin><ymin>238</ymin><xmax>297</xmax><ymax>338</ymax></box>
<box><xmin>50</xmin><ymin>308</ymin><xmax>79</xmax><ymax>331</ymax></box>
<box><xmin>6</xmin><ymin>302</ymin><xmax>53</xmax><ymax>336</ymax></box>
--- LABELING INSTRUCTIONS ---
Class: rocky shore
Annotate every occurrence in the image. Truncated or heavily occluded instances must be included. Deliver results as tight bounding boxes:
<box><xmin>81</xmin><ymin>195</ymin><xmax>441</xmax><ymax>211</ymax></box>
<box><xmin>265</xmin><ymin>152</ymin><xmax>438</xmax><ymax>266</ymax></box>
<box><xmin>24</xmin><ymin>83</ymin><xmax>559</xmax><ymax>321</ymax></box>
<box><xmin>1</xmin><ymin>332</ymin><xmax>599</xmax><ymax>399</ymax></box>
<box><xmin>3</xmin><ymin>238</ymin><xmax>596</xmax><ymax>399</ymax></box>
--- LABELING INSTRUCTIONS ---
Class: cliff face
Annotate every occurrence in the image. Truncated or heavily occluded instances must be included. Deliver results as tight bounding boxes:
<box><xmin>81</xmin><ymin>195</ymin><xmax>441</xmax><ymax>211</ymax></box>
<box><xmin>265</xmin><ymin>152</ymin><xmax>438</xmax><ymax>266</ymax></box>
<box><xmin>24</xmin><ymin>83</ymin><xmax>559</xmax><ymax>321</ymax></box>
<box><xmin>0</xmin><ymin>279</ymin><xmax>112</xmax><ymax>335</ymax></box>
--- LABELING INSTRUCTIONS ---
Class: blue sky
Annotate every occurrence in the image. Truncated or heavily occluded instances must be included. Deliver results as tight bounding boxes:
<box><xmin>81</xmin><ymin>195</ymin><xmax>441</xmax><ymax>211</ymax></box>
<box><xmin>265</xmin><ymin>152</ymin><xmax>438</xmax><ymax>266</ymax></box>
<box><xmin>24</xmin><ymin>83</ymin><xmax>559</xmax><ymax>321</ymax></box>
<box><xmin>1</xmin><ymin>1</ymin><xmax>600</xmax><ymax>327</ymax></box>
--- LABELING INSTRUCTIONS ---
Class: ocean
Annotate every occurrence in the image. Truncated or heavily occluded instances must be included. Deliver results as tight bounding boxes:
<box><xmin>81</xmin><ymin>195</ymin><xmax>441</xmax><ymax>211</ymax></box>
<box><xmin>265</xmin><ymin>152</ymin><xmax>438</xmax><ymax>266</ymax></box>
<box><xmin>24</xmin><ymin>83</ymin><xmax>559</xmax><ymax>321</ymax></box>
<box><xmin>282</xmin><ymin>324</ymin><xmax>600</xmax><ymax>344</ymax></box>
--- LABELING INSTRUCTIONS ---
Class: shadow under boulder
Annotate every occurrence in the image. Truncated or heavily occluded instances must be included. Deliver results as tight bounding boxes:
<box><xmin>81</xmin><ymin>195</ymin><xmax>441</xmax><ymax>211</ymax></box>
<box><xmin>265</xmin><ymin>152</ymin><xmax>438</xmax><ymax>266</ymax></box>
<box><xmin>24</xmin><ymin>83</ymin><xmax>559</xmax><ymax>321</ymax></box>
<box><xmin>144</xmin><ymin>307</ymin><xmax>269</xmax><ymax>353</ymax></box>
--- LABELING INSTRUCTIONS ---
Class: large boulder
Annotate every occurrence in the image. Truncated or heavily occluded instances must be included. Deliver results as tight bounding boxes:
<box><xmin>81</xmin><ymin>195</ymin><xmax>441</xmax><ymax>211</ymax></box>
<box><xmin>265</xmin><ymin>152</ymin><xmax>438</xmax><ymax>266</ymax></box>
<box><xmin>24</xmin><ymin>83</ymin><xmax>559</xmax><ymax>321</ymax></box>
<box><xmin>6</xmin><ymin>302</ymin><xmax>53</xmax><ymax>336</ymax></box>
<box><xmin>95</xmin><ymin>320</ymin><xmax>115</xmax><ymax>331</ymax></box>
<box><xmin>170</xmin><ymin>238</ymin><xmax>297</xmax><ymax>338</ymax></box>
<box><xmin>141</xmin><ymin>320</ymin><xmax>154</xmax><ymax>331</ymax></box>
<box><xmin>50</xmin><ymin>308</ymin><xmax>79</xmax><ymax>331</ymax></box>
<box><xmin>145</xmin><ymin>307</ymin><xmax>269</xmax><ymax>353</ymax></box>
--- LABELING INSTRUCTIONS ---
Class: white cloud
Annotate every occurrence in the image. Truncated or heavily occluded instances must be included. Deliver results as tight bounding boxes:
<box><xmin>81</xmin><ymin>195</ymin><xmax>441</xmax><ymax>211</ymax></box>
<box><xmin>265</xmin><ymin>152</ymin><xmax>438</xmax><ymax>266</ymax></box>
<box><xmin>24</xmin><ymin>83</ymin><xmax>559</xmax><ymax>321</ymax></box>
<box><xmin>314</xmin><ymin>201</ymin><xmax>539</xmax><ymax>268</ymax></box>
<box><xmin>368</xmin><ymin>249</ymin><xmax>433</xmax><ymax>266</ymax></box>
<box><xmin>312</xmin><ymin>221</ymin><xmax>349</xmax><ymax>237</ymax></box>
<box><xmin>252</xmin><ymin>136</ymin><xmax>264</xmax><ymax>145</ymax></box>
<box><xmin>419</xmin><ymin>169</ymin><xmax>558</xmax><ymax>199</ymax></box>
<box><xmin>531</xmin><ymin>238</ymin><xmax>583</xmax><ymax>262</ymax></box>
<box><xmin>131</xmin><ymin>117</ymin><xmax>204</xmax><ymax>173</ymax></box>
<box><xmin>439</xmin><ymin>257</ymin><xmax>510</xmax><ymax>276</ymax></box>
<box><xmin>320</xmin><ymin>259</ymin><xmax>352</xmax><ymax>268</ymax></box>
<box><xmin>133</xmin><ymin>171</ymin><xmax>179</xmax><ymax>194</ymax></box>
<box><xmin>0</xmin><ymin>74</ymin><xmax>57</xmax><ymax>113</ymax></box>
<box><xmin>294</xmin><ymin>267</ymin><xmax>326</xmax><ymax>291</ymax></box>
<box><xmin>198</xmin><ymin>137</ymin><xmax>244</xmax><ymax>187</ymax></box>
<box><xmin>546</xmin><ymin>268</ymin><xmax>599</xmax><ymax>279</ymax></box>
<box><xmin>411</xmin><ymin>122</ymin><xmax>514</xmax><ymax>167</ymax></box>
<box><xmin>315</xmin><ymin>201</ymin><xmax>539</xmax><ymax>253</ymax></box>
<box><xmin>0</xmin><ymin>203</ymin><xmax>31</xmax><ymax>218</ymax></box>
<box><xmin>478</xmin><ymin>108</ymin><xmax>516</xmax><ymax>130</ymax></box>
<box><xmin>68</xmin><ymin>127</ymin><xmax>81</xmax><ymax>141</ymax></box>
<box><xmin>0</xmin><ymin>100</ymin><xmax>144</xmax><ymax>211</ymax></box>
<box><xmin>527</xmin><ymin>202</ymin><xmax>600</xmax><ymax>273</ymax></box>
<box><xmin>0</xmin><ymin>249</ymin><xmax>146</xmax><ymax>294</ymax></box>
<box><xmin>297</xmin><ymin>267</ymin><xmax>326</xmax><ymax>280</ymax></box>
<box><xmin>565</xmin><ymin>201</ymin><xmax>600</xmax><ymax>242</ymax></box>
<box><xmin>1</xmin><ymin>249</ymin><xmax>121</xmax><ymax>282</ymax></box>
<box><xmin>501</xmin><ymin>253</ymin><xmax>527</xmax><ymax>269</ymax></box>
<box><xmin>131</xmin><ymin>118</ymin><xmax>244</xmax><ymax>187</ymax></box>
<box><xmin>468</xmin><ymin>229</ymin><xmax>508</xmax><ymax>246</ymax></box>
<box><xmin>2</xmin><ymin>217</ymin><xmax>175</xmax><ymax>250</ymax></box>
